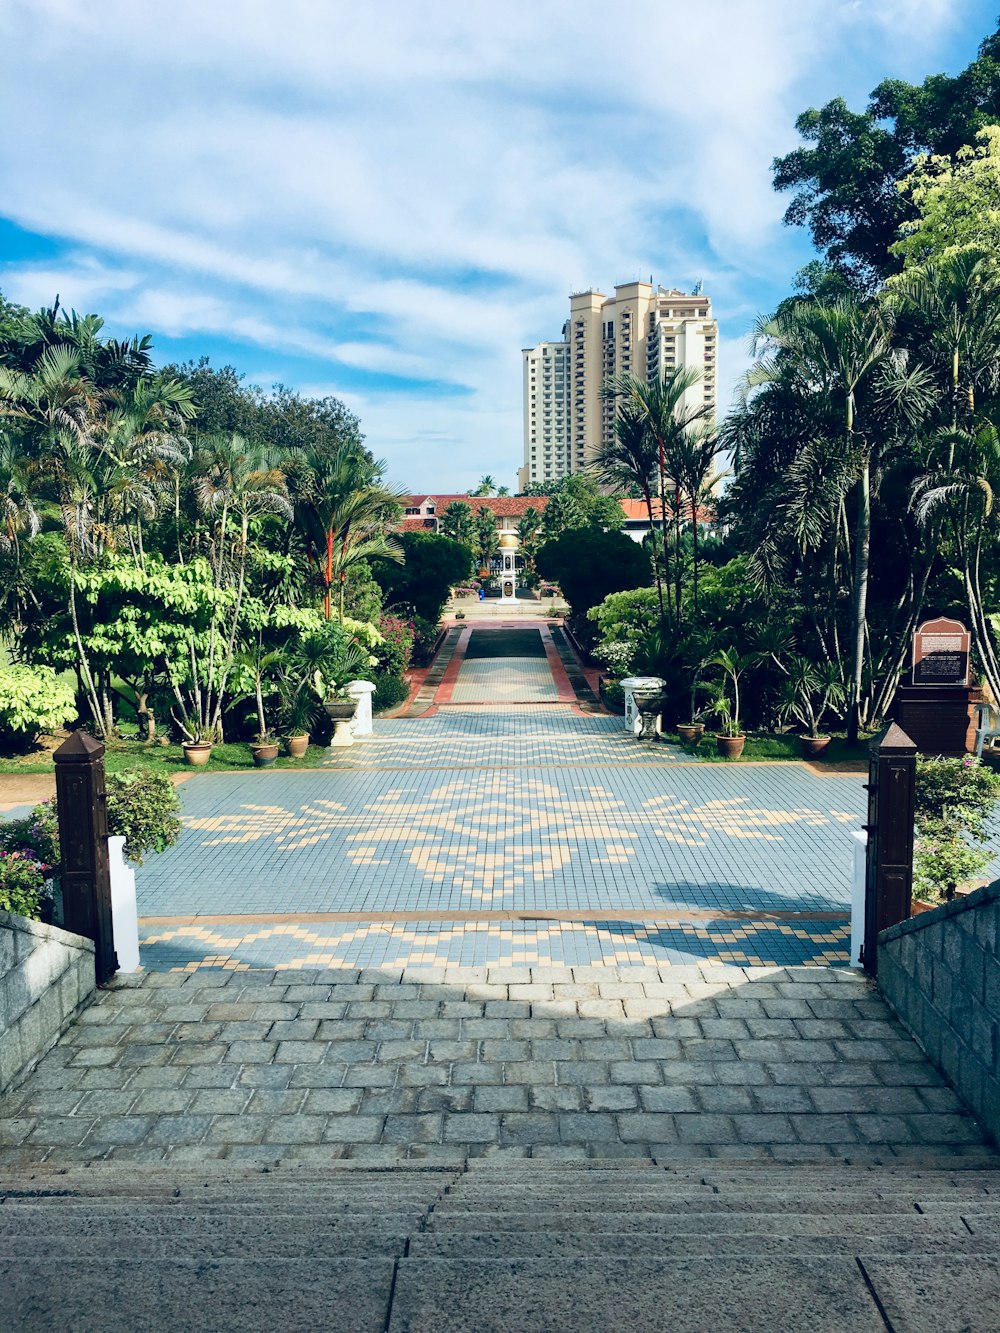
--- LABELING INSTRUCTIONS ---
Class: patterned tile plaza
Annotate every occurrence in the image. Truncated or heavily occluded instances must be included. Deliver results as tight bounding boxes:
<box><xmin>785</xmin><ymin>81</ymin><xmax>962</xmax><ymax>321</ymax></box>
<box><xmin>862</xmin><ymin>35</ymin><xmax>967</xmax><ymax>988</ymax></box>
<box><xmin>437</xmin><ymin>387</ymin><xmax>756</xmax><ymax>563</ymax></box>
<box><xmin>135</xmin><ymin>685</ymin><xmax>864</xmax><ymax>968</ymax></box>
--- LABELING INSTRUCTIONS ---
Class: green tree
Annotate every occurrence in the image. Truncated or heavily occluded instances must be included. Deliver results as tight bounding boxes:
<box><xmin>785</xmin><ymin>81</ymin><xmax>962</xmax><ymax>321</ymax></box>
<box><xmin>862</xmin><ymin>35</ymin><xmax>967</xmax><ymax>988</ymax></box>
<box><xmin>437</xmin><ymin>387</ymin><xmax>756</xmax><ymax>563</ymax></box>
<box><xmin>772</xmin><ymin>23</ymin><xmax>1000</xmax><ymax>286</ymax></box>
<box><xmin>537</xmin><ymin>528</ymin><xmax>651</xmax><ymax>618</ymax></box>
<box><xmin>373</xmin><ymin>531</ymin><xmax>472</xmax><ymax>622</ymax></box>
<box><xmin>891</xmin><ymin>126</ymin><xmax>1000</xmax><ymax>273</ymax></box>
<box><xmin>439</xmin><ymin>500</ymin><xmax>475</xmax><ymax>548</ymax></box>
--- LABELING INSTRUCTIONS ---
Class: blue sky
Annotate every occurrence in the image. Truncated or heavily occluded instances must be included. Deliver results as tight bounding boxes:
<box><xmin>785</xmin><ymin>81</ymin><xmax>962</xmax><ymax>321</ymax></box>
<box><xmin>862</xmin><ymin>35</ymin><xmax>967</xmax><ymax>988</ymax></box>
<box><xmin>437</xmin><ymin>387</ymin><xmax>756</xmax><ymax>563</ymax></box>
<box><xmin>0</xmin><ymin>1</ymin><xmax>997</xmax><ymax>491</ymax></box>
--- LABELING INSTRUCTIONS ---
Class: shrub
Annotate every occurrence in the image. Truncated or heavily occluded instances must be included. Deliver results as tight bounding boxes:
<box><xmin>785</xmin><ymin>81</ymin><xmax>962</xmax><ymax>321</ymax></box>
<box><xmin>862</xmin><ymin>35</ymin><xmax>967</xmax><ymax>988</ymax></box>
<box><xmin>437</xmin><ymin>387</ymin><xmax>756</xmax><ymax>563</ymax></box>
<box><xmin>105</xmin><ymin>771</ymin><xmax>182</xmax><ymax>865</ymax></box>
<box><xmin>410</xmin><ymin>615</ymin><xmax>442</xmax><ymax>666</ymax></box>
<box><xmin>375</xmin><ymin>614</ymin><xmax>414</xmax><ymax>677</ymax></box>
<box><xmin>913</xmin><ymin>756</ymin><xmax>1000</xmax><ymax>902</ymax></box>
<box><xmin>0</xmin><ymin>799</ymin><xmax>60</xmax><ymax>867</ymax></box>
<box><xmin>372</xmin><ymin>673</ymin><xmax>411</xmax><ymax>713</ymax></box>
<box><xmin>0</xmin><ymin>665</ymin><xmax>76</xmax><ymax>748</ymax></box>
<box><xmin>0</xmin><ymin>849</ymin><xmax>48</xmax><ymax>918</ymax></box>
<box><xmin>537</xmin><ymin>529</ymin><xmax>651</xmax><ymax>617</ymax></box>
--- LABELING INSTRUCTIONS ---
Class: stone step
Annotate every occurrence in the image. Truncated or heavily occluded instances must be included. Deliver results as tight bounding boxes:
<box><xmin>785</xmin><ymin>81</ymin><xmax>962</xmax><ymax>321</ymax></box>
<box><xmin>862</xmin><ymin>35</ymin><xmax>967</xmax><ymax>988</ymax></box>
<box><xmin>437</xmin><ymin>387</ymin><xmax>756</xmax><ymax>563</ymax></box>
<box><xmin>408</xmin><ymin>1224</ymin><xmax>987</xmax><ymax>1260</ymax></box>
<box><xmin>0</xmin><ymin>1211</ymin><xmax>424</xmax><ymax>1239</ymax></box>
<box><xmin>1</xmin><ymin>1258</ymin><xmax>396</xmax><ymax>1333</ymax></box>
<box><xmin>387</xmin><ymin>1255</ymin><xmax>890</xmax><ymax>1332</ymax></box>
<box><xmin>424</xmin><ymin>1209</ymin><xmax>979</xmax><ymax>1235</ymax></box>
<box><xmin>1</xmin><ymin>1231</ymin><xmax>411</xmax><ymax>1259</ymax></box>
<box><xmin>444</xmin><ymin>1182</ymin><xmax>995</xmax><ymax>1204</ymax></box>
<box><xmin>0</xmin><ymin>1187</ymin><xmax>447</xmax><ymax>1207</ymax></box>
<box><xmin>432</xmin><ymin>1193</ymin><xmax>977</xmax><ymax>1216</ymax></box>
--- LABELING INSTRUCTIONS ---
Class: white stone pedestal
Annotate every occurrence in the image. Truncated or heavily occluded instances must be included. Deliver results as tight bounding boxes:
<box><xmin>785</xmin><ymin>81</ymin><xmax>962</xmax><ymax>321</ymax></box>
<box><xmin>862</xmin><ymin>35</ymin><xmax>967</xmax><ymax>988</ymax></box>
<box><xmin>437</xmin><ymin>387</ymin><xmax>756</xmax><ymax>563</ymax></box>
<box><xmin>108</xmin><ymin>835</ymin><xmax>141</xmax><ymax>973</ymax></box>
<box><xmin>621</xmin><ymin>676</ymin><xmax>666</xmax><ymax>737</ymax></box>
<box><xmin>347</xmin><ymin>679</ymin><xmax>376</xmax><ymax>739</ymax></box>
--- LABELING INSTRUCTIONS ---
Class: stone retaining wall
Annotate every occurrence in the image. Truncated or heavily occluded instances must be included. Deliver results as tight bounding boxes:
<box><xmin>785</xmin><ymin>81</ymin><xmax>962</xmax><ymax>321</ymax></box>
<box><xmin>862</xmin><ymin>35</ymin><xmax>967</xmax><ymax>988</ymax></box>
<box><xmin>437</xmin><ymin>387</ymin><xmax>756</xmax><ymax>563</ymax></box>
<box><xmin>0</xmin><ymin>911</ymin><xmax>95</xmax><ymax>1095</ymax></box>
<box><xmin>878</xmin><ymin>881</ymin><xmax>1000</xmax><ymax>1144</ymax></box>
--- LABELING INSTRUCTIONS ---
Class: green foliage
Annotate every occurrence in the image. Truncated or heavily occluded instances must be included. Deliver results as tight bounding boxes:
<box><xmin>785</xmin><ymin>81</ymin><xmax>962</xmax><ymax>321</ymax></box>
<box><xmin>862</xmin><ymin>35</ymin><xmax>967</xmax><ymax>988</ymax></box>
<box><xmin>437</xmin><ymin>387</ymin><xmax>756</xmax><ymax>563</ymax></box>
<box><xmin>105</xmin><ymin>770</ymin><xmax>182</xmax><ymax>866</ymax></box>
<box><xmin>374</xmin><ymin>531</ymin><xmax>472</xmax><ymax>621</ymax></box>
<box><xmin>372</xmin><ymin>673</ymin><xmax>411</xmax><ymax>713</ymax></box>
<box><xmin>0</xmin><ymin>664</ymin><xmax>76</xmax><ymax>746</ymax></box>
<box><xmin>374</xmin><ymin>614</ymin><xmax>414</xmax><ymax>677</ymax></box>
<box><xmin>772</xmin><ymin>24</ymin><xmax>1000</xmax><ymax>285</ymax></box>
<box><xmin>0</xmin><ymin>849</ymin><xmax>46</xmax><ymax>919</ymax></box>
<box><xmin>537</xmin><ymin>529</ymin><xmax>651</xmax><ymax>617</ymax></box>
<box><xmin>0</xmin><ymin>800</ymin><xmax>59</xmax><ymax>870</ymax></box>
<box><xmin>891</xmin><ymin>127</ymin><xmax>1000</xmax><ymax>273</ymax></box>
<box><xmin>913</xmin><ymin>756</ymin><xmax>1000</xmax><ymax>902</ymax></box>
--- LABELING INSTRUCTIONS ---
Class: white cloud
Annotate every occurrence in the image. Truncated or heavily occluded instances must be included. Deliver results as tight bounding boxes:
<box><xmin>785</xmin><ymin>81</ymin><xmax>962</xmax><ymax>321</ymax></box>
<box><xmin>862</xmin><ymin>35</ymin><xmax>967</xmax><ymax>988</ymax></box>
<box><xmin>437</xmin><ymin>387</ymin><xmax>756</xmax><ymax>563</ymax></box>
<box><xmin>0</xmin><ymin>0</ymin><xmax>968</xmax><ymax>485</ymax></box>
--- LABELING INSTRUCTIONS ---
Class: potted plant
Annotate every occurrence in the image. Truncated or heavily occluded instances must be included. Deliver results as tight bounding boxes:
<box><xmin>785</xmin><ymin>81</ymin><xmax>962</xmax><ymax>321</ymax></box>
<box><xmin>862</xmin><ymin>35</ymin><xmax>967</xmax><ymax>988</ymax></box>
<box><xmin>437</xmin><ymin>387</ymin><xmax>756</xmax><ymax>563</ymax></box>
<box><xmin>777</xmin><ymin>657</ymin><xmax>846</xmax><ymax>759</ymax></box>
<box><xmin>277</xmin><ymin>674</ymin><xmax>320</xmax><ymax>758</ymax></box>
<box><xmin>178</xmin><ymin>716</ymin><xmax>213</xmax><ymax>766</ymax></box>
<box><xmin>705</xmin><ymin>648</ymin><xmax>757</xmax><ymax>759</ymax></box>
<box><xmin>233</xmin><ymin>647</ymin><xmax>283</xmax><ymax>768</ymax></box>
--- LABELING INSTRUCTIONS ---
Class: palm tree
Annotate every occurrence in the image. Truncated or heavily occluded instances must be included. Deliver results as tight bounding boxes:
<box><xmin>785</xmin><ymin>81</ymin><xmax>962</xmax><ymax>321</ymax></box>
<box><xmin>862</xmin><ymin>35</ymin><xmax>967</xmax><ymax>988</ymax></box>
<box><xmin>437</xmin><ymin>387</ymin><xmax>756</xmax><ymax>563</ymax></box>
<box><xmin>471</xmin><ymin>475</ymin><xmax>496</xmax><ymax>497</ymax></box>
<box><xmin>516</xmin><ymin>506</ymin><xmax>543</xmax><ymax>582</ymax></box>
<box><xmin>669</xmin><ymin>426</ymin><xmax>727</xmax><ymax>615</ymax></box>
<box><xmin>293</xmin><ymin>445</ymin><xmax>403</xmax><ymax>621</ymax></box>
<box><xmin>594</xmin><ymin>401</ymin><xmax>663</xmax><ymax>616</ymax></box>
<box><xmin>440</xmin><ymin>500</ymin><xmax>475</xmax><ymax>548</ymax></box>
<box><xmin>475</xmin><ymin>504</ymin><xmax>498</xmax><ymax>576</ymax></box>
<box><xmin>752</xmin><ymin>299</ymin><xmax>901</xmax><ymax>744</ymax></box>
<box><xmin>602</xmin><ymin>366</ymin><xmax>709</xmax><ymax>622</ymax></box>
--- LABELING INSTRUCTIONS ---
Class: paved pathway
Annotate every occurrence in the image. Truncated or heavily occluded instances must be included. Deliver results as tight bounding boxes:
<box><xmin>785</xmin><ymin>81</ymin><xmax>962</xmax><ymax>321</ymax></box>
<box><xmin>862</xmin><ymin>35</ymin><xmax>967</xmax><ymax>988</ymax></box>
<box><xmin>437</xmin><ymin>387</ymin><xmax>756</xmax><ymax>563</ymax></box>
<box><xmin>0</xmin><ymin>963</ymin><xmax>989</xmax><ymax>1167</ymax></box>
<box><xmin>130</xmin><ymin>625</ymin><xmax>867</xmax><ymax>971</ymax></box>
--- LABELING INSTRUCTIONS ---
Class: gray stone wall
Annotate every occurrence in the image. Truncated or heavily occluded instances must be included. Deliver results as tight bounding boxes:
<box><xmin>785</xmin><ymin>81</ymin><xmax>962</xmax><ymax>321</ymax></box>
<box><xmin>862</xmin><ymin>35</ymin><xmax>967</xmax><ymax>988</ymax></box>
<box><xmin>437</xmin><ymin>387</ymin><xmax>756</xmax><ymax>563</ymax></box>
<box><xmin>0</xmin><ymin>911</ymin><xmax>95</xmax><ymax>1095</ymax></box>
<box><xmin>878</xmin><ymin>881</ymin><xmax>999</xmax><ymax>1144</ymax></box>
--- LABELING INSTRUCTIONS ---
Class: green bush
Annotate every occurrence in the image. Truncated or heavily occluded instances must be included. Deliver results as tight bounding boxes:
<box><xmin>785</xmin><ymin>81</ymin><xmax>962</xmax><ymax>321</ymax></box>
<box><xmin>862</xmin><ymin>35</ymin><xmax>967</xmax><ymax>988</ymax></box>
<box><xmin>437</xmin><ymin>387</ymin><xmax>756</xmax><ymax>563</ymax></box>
<box><xmin>105</xmin><ymin>771</ymin><xmax>182</xmax><ymax>865</ymax></box>
<box><xmin>372</xmin><ymin>673</ymin><xmax>411</xmax><ymax>713</ymax></box>
<box><xmin>0</xmin><ymin>800</ymin><xmax>59</xmax><ymax>868</ymax></box>
<box><xmin>0</xmin><ymin>850</ymin><xmax>46</xmax><ymax>918</ymax></box>
<box><xmin>0</xmin><ymin>665</ymin><xmax>76</xmax><ymax>747</ymax></box>
<box><xmin>913</xmin><ymin>756</ymin><xmax>1000</xmax><ymax>902</ymax></box>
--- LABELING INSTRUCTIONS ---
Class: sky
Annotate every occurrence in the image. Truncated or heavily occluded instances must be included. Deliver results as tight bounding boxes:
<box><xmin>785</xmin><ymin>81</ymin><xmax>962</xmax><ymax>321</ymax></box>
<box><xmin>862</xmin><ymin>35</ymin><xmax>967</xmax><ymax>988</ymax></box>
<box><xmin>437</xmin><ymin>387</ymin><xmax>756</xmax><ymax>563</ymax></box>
<box><xmin>0</xmin><ymin>1</ymin><xmax>997</xmax><ymax>493</ymax></box>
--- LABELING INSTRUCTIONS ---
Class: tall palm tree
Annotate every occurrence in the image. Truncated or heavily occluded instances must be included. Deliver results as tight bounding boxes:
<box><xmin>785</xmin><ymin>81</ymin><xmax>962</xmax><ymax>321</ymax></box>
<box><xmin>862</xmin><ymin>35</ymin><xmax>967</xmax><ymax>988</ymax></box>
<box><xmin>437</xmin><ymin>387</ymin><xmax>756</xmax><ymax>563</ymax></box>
<box><xmin>754</xmin><ymin>299</ymin><xmax>898</xmax><ymax>744</ymax></box>
<box><xmin>293</xmin><ymin>445</ymin><xmax>403</xmax><ymax>621</ymax></box>
<box><xmin>602</xmin><ymin>366</ymin><xmax>709</xmax><ymax>622</ymax></box>
<box><xmin>593</xmin><ymin>401</ymin><xmax>663</xmax><ymax>616</ymax></box>
<box><xmin>669</xmin><ymin>426</ymin><xmax>727</xmax><ymax>615</ymax></box>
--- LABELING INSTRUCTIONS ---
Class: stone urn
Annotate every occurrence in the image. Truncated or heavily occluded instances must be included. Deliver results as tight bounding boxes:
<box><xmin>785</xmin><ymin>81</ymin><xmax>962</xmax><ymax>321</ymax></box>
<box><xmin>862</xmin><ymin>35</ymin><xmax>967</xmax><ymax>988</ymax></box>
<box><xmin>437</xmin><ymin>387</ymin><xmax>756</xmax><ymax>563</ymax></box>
<box><xmin>324</xmin><ymin>698</ymin><xmax>358</xmax><ymax>748</ymax></box>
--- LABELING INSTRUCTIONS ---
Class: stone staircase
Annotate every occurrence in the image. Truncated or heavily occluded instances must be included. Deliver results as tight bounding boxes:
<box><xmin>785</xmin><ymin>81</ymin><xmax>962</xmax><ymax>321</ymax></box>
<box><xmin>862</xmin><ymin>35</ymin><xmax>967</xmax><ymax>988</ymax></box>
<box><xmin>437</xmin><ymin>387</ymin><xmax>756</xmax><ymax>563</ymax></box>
<box><xmin>3</xmin><ymin>1157</ymin><xmax>999</xmax><ymax>1330</ymax></box>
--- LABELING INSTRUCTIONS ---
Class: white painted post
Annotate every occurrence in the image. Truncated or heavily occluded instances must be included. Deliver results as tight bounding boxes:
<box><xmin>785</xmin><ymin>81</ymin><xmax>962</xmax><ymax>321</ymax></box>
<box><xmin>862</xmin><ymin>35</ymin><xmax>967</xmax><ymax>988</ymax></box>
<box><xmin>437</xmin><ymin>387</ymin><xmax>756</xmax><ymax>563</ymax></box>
<box><xmin>346</xmin><ymin>680</ymin><xmax>376</xmax><ymax>739</ymax></box>
<box><xmin>850</xmin><ymin>829</ymin><xmax>867</xmax><ymax>969</ymax></box>
<box><xmin>107</xmin><ymin>835</ymin><xmax>141</xmax><ymax>973</ymax></box>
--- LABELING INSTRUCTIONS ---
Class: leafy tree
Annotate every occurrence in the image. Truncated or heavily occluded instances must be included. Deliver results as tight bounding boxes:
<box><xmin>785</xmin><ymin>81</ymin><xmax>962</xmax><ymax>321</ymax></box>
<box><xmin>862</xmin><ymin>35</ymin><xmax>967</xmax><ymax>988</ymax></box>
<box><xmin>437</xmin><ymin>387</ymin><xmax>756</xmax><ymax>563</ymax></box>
<box><xmin>471</xmin><ymin>475</ymin><xmax>496</xmax><ymax>496</ymax></box>
<box><xmin>439</xmin><ymin>500</ymin><xmax>475</xmax><ymax>548</ymax></box>
<box><xmin>891</xmin><ymin>126</ymin><xmax>1000</xmax><ymax>273</ymax></box>
<box><xmin>772</xmin><ymin>23</ymin><xmax>1000</xmax><ymax>286</ymax></box>
<box><xmin>373</xmin><ymin>531</ymin><xmax>472</xmax><ymax>622</ymax></box>
<box><xmin>536</xmin><ymin>528</ymin><xmax>650</xmax><ymax>618</ymax></box>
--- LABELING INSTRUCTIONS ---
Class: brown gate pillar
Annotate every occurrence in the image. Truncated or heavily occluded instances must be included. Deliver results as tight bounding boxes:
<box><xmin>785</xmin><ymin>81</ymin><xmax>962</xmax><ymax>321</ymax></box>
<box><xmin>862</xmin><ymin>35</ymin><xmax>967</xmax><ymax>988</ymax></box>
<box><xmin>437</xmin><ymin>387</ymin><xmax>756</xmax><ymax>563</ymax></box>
<box><xmin>862</xmin><ymin>723</ymin><xmax>917</xmax><ymax>977</ymax></box>
<box><xmin>53</xmin><ymin>731</ymin><xmax>118</xmax><ymax>984</ymax></box>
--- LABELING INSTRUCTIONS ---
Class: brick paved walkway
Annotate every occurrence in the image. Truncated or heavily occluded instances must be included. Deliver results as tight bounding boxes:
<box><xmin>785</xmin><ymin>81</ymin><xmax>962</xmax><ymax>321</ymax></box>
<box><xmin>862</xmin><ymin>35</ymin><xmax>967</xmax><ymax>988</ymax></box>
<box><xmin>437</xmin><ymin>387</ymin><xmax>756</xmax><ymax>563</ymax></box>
<box><xmin>0</xmin><ymin>964</ymin><xmax>989</xmax><ymax>1166</ymax></box>
<box><xmin>126</xmin><ymin>625</ymin><xmax>869</xmax><ymax>971</ymax></box>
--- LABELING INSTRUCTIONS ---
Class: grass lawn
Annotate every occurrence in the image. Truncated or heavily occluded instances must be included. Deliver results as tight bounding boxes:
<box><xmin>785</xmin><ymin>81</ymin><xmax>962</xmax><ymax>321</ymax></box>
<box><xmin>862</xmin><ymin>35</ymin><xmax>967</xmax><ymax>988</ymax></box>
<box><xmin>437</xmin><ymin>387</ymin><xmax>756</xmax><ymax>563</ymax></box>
<box><xmin>0</xmin><ymin>739</ymin><xmax>332</xmax><ymax>776</ymax></box>
<box><xmin>662</xmin><ymin>731</ymin><xmax>871</xmax><ymax>764</ymax></box>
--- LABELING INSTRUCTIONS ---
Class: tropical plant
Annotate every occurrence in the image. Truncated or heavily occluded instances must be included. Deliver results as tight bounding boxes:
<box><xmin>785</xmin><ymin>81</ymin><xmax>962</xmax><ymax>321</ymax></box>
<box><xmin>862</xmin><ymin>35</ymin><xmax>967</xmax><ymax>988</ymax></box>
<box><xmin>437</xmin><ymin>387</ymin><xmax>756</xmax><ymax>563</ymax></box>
<box><xmin>913</xmin><ymin>756</ymin><xmax>1000</xmax><ymax>902</ymax></box>
<box><xmin>776</xmin><ymin>656</ymin><xmax>847</xmax><ymax>737</ymax></box>
<box><xmin>704</xmin><ymin>648</ymin><xmax>758</xmax><ymax>738</ymax></box>
<box><xmin>104</xmin><ymin>771</ymin><xmax>182</xmax><ymax>866</ymax></box>
<box><xmin>0</xmin><ymin>664</ymin><xmax>76</xmax><ymax>745</ymax></box>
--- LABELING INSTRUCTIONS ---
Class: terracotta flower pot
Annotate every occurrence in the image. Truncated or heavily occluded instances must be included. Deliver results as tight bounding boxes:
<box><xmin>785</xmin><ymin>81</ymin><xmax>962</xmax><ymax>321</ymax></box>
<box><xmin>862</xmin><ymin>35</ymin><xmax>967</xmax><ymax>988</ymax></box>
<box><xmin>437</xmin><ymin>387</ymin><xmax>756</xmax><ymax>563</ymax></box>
<box><xmin>800</xmin><ymin>735</ymin><xmax>831</xmax><ymax>759</ymax></box>
<box><xmin>182</xmin><ymin>742</ymin><xmax>213</xmax><ymax>767</ymax></box>
<box><xmin>677</xmin><ymin>723</ymin><xmax>705</xmax><ymax>746</ymax></box>
<box><xmin>715</xmin><ymin>734</ymin><xmax>746</xmax><ymax>759</ymax></box>
<box><xmin>286</xmin><ymin>734</ymin><xmax>310</xmax><ymax>759</ymax></box>
<box><xmin>251</xmin><ymin>742</ymin><xmax>279</xmax><ymax>768</ymax></box>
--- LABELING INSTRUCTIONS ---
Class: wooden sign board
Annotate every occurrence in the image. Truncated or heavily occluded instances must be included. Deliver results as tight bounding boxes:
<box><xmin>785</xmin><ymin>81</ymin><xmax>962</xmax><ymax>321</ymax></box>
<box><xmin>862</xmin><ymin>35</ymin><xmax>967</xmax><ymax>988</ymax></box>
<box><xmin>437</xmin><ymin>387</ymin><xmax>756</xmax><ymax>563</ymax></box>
<box><xmin>912</xmin><ymin>617</ymin><xmax>971</xmax><ymax>686</ymax></box>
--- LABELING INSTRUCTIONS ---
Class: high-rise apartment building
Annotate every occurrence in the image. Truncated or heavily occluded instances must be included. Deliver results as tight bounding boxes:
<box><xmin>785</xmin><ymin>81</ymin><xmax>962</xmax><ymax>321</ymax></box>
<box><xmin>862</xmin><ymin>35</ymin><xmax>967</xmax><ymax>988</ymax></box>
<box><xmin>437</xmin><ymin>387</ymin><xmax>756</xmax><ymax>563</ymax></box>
<box><xmin>520</xmin><ymin>281</ymin><xmax>718</xmax><ymax>490</ymax></box>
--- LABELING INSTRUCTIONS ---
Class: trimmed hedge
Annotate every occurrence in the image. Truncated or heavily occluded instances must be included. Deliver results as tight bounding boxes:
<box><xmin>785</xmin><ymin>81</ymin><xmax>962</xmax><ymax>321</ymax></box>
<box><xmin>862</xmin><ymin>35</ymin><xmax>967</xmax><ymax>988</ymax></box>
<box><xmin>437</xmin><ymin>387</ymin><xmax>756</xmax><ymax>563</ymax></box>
<box><xmin>372</xmin><ymin>673</ymin><xmax>411</xmax><ymax>713</ymax></box>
